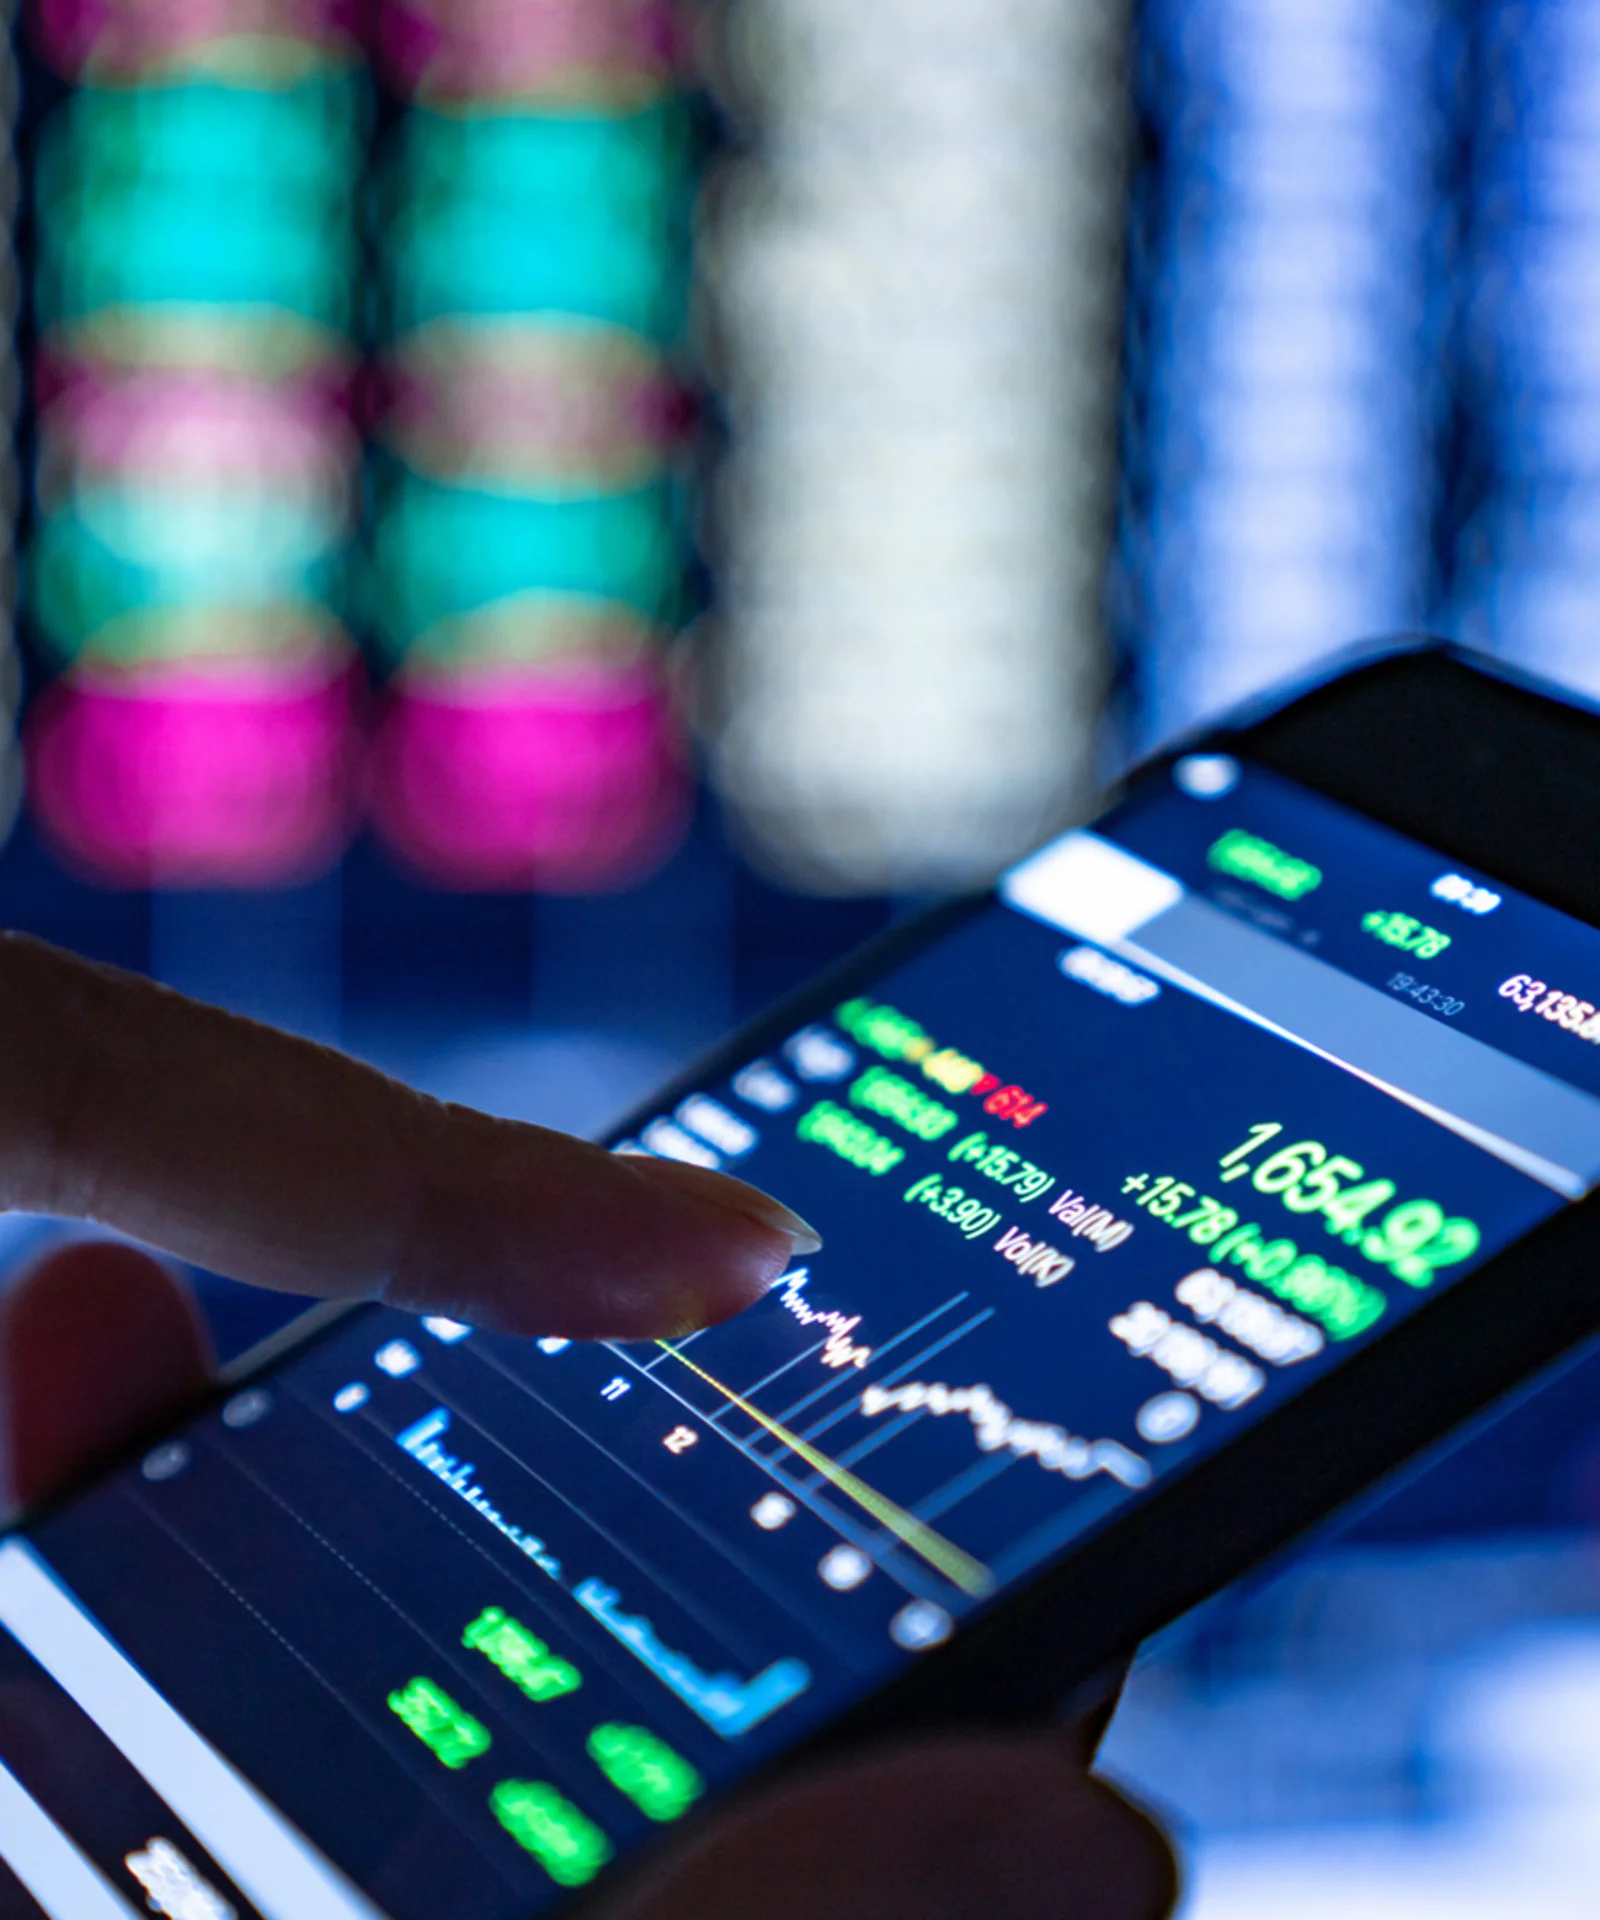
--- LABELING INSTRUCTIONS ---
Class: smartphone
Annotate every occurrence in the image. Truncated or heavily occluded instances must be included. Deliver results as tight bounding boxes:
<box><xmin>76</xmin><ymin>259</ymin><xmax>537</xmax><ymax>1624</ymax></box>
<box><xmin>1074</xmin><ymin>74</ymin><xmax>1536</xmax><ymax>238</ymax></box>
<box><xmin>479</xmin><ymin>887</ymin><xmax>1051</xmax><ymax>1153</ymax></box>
<box><xmin>6</xmin><ymin>640</ymin><xmax>1600</xmax><ymax>1920</ymax></box>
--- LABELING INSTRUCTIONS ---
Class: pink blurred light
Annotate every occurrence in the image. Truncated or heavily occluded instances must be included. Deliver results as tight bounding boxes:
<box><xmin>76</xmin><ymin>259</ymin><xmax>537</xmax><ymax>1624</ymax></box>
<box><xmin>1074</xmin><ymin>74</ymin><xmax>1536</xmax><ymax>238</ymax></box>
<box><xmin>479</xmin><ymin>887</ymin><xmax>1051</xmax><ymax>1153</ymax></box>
<box><xmin>41</xmin><ymin>369</ymin><xmax>357</xmax><ymax>493</ymax></box>
<box><xmin>378</xmin><ymin>0</ymin><xmax>681</xmax><ymax>100</ymax></box>
<box><xmin>33</xmin><ymin>329</ymin><xmax>359</xmax><ymax>411</ymax></box>
<box><xmin>383</xmin><ymin>338</ymin><xmax>689</xmax><ymax>489</ymax></box>
<box><xmin>26</xmin><ymin>653</ymin><xmax>361</xmax><ymax>887</ymax></box>
<box><xmin>370</xmin><ymin>661</ymin><xmax>688</xmax><ymax>890</ymax></box>
<box><xmin>33</xmin><ymin>0</ymin><xmax>358</xmax><ymax>75</ymax></box>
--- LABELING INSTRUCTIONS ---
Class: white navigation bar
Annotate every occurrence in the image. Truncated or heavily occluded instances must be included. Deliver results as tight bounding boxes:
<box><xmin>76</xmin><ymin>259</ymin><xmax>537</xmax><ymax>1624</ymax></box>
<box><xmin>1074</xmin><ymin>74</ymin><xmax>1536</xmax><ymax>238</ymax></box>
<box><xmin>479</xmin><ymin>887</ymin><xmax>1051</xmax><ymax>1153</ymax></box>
<box><xmin>0</xmin><ymin>1540</ymin><xmax>388</xmax><ymax>1920</ymax></box>
<box><xmin>1002</xmin><ymin>830</ymin><xmax>1184</xmax><ymax>946</ymax></box>
<box><xmin>1004</xmin><ymin>830</ymin><xmax>1600</xmax><ymax>1196</ymax></box>
<box><xmin>0</xmin><ymin>1756</ymin><xmax>140</xmax><ymax>1918</ymax></box>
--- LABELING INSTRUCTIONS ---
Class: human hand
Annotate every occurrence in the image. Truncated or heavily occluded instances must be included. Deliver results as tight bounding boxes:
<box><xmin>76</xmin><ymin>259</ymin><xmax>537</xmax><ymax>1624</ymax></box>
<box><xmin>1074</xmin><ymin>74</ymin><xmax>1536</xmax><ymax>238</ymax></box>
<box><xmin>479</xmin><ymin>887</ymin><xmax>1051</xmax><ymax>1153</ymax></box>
<box><xmin>0</xmin><ymin>933</ymin><xmax>1178</xmax><ymax>1920</ymax></box>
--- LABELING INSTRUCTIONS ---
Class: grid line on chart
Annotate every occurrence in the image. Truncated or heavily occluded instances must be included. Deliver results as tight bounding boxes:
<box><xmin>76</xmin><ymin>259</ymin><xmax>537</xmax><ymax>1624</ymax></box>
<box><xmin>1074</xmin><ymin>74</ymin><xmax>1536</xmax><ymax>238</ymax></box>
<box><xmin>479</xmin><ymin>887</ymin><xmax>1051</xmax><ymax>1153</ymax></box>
<box><xmin>457</xmin><ymin>1344</ymin><xmax>857</xmax><ymax>1664</ymax></box>
<box><xmin>412</xmin><ymin>1378</ymin><xmax>772</xmax><ymax>1670</ymax></box>
<box><xmin>119</xmin><ymin>1480</ymin><xmax>530</xmax><ymax>1899</ymax></box>
<box><xmin>721</xmin><ymin>1337</ymin><xmax>832</xmax><ymax>1409</ymax></box>
<box><xmin>298</xmin><ymin>1388</ymin><xmax>685</xmax><ymax>1707</ymax></box>
<box><xmin>602</xmin><ymin>1343</ymin><xmax>954</xmax><ymax>1602</ymax></box>
<box><xmin>910</xmin><ymin>1450</ymin><xmax>1018</xmax><ymax>1524</ymax></box>
<box><xmin>650</xmin><ymin>1342</ymin><xmax>994</xmax><ymax>1596</ymax></box>
<box><xmin>766</xmin><ymin>1294</ymin><xmax>974</xmax><ymax>1432</ymax></box>
<box><xmin>789</xmin><ymin>1311</ymin><xmax>996</xmax><ymax>1451</ymax></box>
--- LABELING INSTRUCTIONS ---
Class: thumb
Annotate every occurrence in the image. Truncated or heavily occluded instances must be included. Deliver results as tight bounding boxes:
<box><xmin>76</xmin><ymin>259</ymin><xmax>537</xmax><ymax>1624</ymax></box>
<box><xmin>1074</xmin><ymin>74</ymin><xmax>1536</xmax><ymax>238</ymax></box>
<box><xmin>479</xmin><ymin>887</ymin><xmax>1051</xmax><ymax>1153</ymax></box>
<box><xmin>599</xmin><ymin>1736</ymin><xmax>1178</xmax><ymax>1920</ymax></box>
<box><xmin>1</xmin><ymin>1241</ymin><xmax>215</xmax><ymax>1511</ymax></box>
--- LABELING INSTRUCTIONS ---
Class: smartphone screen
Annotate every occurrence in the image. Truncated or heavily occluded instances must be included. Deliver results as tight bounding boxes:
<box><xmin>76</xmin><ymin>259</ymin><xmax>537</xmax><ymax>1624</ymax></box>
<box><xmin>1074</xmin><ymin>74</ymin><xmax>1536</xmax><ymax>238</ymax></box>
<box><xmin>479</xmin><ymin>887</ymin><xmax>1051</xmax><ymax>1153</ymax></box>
<box><xmin>6</xmin><ymin>752</ymin><xmax>1600</xmax><ymax>1920</ymax></box>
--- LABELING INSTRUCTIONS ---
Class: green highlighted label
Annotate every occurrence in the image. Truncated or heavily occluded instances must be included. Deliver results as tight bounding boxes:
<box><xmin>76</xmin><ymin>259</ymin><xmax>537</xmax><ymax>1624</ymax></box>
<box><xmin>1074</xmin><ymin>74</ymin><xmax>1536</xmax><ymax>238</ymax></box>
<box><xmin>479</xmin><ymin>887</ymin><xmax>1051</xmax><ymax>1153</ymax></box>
<box><xmin>1362</xmin><ymin>910</ymin><xmax>1450</xmax><ymax>960</ymax></box>
<box><xmin>587</xmin><ymin>1723</ymin><xmax>704</xmax><ymax>1823</ymax></box>
<box><xmin>835</xmin><ymin>996</ymin><xmax>936</xmax><ymax>1063</ymax></box>
<box><xmin>849</xmin><ymin>1066</ymin><xmax>958</xmax><ymax>1142</ymax></box>
<box><xmin>1208</xmin><ymin>829</ymin><xmax>1322</xmax><ymax>901</ymax></box>
<box><xmin>1215</xmin><ymin>1123</ymin><xmax>1483</xmax><ymax>1287</ymax></box>
<box><xmin>387</xmin><ymin>1677</ymin><xmax>492</xmax><ymax>1771</ymax></box>
<box><xmin>904</xmin><ymin>1172</ymin><xmax>1001</xmax><ymax>1242</ymax></box>
<box><xmin>947</xmin><ymin>1130</ymin><xmax>1055</xmax><ymax>1202</ymax></box>
<box><xmin>491</xmin><ymin>1781</ymin><xmax>613</xmax><ymax>1887</ymax></box>
<box><xmin>464</xmin><ymin>1607</ymin><xmax>582</xmax><ymax>1704</ymax></box>
<box><xmin>797</xmin><ymin>1100</ymin><xmax>905</xmax><ymax>1175</ymax></box>
<box><xmin>1124</xmin><ymin>1173</ymin><xmax>1385</xmax><ymax>1339</ymax></box>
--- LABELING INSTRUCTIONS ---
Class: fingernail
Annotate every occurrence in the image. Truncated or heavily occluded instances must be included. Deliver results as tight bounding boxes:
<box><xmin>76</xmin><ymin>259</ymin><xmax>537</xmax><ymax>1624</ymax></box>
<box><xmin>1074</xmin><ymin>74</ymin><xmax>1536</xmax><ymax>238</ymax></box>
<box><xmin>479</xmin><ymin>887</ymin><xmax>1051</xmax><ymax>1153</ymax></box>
<box><xmin>618</xmin><ymin>1151</ymin><xmax>823</xmax><ymax>1254</ymax></box>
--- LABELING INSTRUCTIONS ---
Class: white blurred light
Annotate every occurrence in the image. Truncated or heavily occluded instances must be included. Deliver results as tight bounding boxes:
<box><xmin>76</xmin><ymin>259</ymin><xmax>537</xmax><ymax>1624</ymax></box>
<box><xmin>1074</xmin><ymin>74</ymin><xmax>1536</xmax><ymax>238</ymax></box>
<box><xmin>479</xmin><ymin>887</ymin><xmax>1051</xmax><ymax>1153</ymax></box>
<box><xmin>1453</xmin><ymin>5</ymin><xmax>1600</xmax><ymax>702</ymax></box>
<box><xmin>890</xmin><ymin>1600</ymin><xmax>953</xmax><ymax>1649</ymax></box>
<box><xmin>819</xmin><ymin>1545</ymin><xmax>873</xmax><ymax>1591</ymax></box>
<box><xmin>1173</xmin><ymin>754</ymin><xmax>1241</xmax><ymax>799</ymax></box>
<box><xmin>1126</xmin><ymin>0</ymin><xmax>1441</xmax><ymax>750</ymax></box>
<box><xmin>1102</xmin><ymin>1542</ymin><xmax>1600</xmax><ymax>1920</ymax></box>
<box><xmin>1137</xmin><ymin>1391</ymin><xmax>1200</xmax><ymax>1443</ymax></box>
<box><xmin>1183</xmin><ymin>1632</ymin><xmax>1600</xmax><ymax>1920</ymax></box>
<box><xmin>705</xmin><ymin>0</ymin><xmax>1131</xmax><ymax>891</ymax></box>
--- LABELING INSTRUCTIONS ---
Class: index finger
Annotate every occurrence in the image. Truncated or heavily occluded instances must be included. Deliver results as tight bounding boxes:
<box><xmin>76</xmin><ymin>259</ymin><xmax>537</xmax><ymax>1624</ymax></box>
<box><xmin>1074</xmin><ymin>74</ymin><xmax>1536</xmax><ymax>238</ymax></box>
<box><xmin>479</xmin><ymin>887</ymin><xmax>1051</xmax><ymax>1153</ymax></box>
<box><xmin>0</xmin><ymin>934</ymin><xmax>818</xmax><ymax>1338</ymax></box>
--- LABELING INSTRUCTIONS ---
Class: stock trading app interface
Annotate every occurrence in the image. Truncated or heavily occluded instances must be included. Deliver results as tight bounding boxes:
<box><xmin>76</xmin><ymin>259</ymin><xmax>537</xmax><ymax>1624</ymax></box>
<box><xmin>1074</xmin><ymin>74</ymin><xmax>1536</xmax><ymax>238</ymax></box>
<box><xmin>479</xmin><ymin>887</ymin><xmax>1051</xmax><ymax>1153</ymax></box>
<box><xmin>7</xmin><ymin>757</ymin><xmax>1600</xmax><ymax>1920</ymax></box>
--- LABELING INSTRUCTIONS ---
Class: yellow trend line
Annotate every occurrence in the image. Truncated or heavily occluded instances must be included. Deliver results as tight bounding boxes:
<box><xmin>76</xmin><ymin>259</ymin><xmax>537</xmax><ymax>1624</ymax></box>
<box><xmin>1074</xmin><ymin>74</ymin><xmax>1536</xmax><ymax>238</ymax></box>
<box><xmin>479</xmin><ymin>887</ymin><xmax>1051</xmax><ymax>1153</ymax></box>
<box><xmin>655</xmin><ymin>1341</ymin><xmax>994</xmax><ymax>1597</ymax></box>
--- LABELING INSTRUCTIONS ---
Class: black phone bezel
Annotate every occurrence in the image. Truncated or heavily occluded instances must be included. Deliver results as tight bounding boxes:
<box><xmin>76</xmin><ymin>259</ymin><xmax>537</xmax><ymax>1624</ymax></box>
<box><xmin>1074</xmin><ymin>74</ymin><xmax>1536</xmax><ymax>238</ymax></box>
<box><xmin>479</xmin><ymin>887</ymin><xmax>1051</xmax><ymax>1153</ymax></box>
<box><xmin>765</xmin><ymin>643</ymin><xmax>1600</xmax><ymax>1759</ymax></box>
<box><xmin>8</xmin><ymin>639</ymin><xmax>1600</xmax><ymax>1915</ymax></box>
<box><xmin>562</xmin><ymin>642</ymin><xmax>1600</xmax><ymax>1762</ymax></box>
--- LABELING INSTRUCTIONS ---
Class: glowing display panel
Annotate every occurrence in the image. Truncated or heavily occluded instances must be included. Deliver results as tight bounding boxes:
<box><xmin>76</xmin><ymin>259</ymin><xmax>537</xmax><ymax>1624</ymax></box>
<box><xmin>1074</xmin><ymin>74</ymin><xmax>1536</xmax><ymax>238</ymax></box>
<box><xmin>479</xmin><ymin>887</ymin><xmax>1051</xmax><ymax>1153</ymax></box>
<box><xmin>4</xmin><ymin>759</ymin><xmax>1598</xmax><ymax>1916</ymax></box>
<box><xmin>25</xmin><ymin>0</ymin><xmax>365</xmax><ymax>885</ymax></box>
<box><xmin>368</xmin><ymin>0</ymin><xmax>694</xmax><ymax>890</ymax></box>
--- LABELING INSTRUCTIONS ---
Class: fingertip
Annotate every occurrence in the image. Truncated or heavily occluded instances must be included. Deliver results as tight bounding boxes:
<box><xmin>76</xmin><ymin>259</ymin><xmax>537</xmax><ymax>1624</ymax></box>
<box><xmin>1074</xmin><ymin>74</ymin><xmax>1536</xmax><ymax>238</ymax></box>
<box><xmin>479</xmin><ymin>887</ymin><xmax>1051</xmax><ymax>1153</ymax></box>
<box><xmin>387</xmin><ymin>1122</ymin><xmax>809</xmax><ymax>1341</ymax></box>
<box><xmin>615</xmin><ymin>1153</ymin><xmax>823</xmax><ymax>1257</ymax></box>
<box><xmin>597</xmin><ymin>1155</ymin><xmax>808</xmax><ymax>1336</ymax></box>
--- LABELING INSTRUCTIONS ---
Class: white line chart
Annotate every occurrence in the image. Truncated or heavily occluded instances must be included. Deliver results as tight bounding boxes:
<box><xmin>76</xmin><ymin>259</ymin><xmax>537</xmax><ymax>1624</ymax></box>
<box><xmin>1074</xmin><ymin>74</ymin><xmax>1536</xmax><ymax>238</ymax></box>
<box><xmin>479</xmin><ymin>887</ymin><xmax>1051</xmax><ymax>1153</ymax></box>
<box><xmin>598</xmin><ymin>1269</ymin><xmax>1147</xmax><ymax>1598</ymax></box>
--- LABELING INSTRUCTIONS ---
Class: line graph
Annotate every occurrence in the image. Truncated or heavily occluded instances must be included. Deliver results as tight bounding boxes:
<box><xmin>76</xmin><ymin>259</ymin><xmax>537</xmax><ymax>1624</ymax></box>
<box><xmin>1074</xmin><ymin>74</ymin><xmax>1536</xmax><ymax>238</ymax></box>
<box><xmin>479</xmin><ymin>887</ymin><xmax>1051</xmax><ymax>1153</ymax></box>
<box><xmin>389</xmin><ymin>1405</ymin><xmax>818</xmax><ymax>1740</ymax></box>
<box><xmin>773</xmin><ymin>1267</ymin><xmax>872</xmax><ymax>1370</ymax></box>
<box><xmin>378</xmin><ymin>1256</ymin><xmax>1153</xmax><ymax>1725</ymax></box>
<box><xmin>574</xmin><ymin>1579</ymin><xmax>810</xmax><ymax>1736</ymax></box>
<box><xmin>588</xmin><ymin>1240</ymin><xmax>1156</xmax><ymax>1607</ymax></box>
<box><xmin>857</xmin><ymin>1383</ymin><xmax>1152</xmax><ymax>1489</ymax></box>
<box><xmin>652</xmin><ymin>1341</ymin><xmax>994</xmax><ymax>1596</ymax></box>
<box><xmin>397</xmin><ymin>1408</ymin><xmax>565</xmax><ymax>1578</ymax></box>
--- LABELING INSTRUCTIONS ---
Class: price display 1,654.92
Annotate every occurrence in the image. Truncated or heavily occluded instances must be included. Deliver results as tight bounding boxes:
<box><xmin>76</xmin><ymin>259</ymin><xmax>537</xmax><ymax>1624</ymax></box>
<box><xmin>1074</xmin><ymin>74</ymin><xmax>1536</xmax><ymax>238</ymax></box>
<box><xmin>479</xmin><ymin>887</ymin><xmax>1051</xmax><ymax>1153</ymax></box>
<box><xmin>1128</xmin><ymin>1122</ymin><xmax>1481</xmax><ymax>1290</ymax></box>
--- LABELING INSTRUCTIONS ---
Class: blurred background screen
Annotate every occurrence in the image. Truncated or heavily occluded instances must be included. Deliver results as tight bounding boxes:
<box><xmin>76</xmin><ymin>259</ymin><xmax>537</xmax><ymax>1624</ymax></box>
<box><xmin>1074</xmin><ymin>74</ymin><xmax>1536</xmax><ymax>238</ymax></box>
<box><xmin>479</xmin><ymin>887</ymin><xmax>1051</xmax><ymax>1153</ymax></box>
<box><xmin>4</xmin><ymin>2</ymin><xmax>1600</xmax><ymax>1911</ymax></box>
